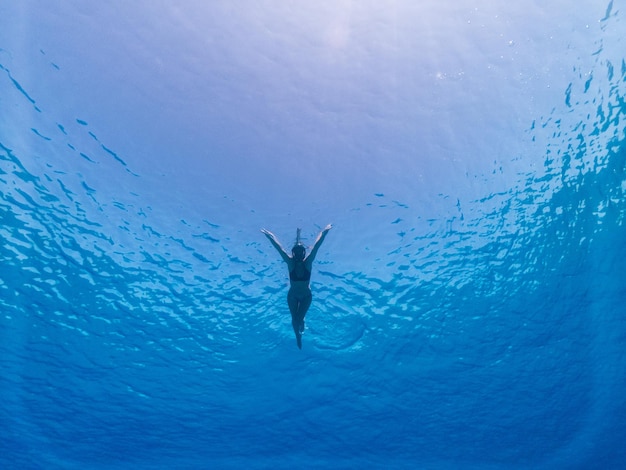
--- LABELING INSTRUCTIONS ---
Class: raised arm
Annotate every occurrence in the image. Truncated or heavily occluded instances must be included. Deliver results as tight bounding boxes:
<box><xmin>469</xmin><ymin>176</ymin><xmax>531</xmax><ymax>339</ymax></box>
<box><xmin>261</xmin><ymin>228</ymin><xmax>291</xmax><ymax>263</ymax></box>
<box><xmin>306</xmin><ymin>224</ymin><xmax>332</xmax><ymax>264</ymax></box>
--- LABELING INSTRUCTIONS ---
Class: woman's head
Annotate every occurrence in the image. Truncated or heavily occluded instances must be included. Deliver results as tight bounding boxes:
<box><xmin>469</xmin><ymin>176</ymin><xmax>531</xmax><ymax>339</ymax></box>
<box><xmin>292</xmin><ymin>244</ymin><xmax>306</xmax><ymax>261</ymax></box>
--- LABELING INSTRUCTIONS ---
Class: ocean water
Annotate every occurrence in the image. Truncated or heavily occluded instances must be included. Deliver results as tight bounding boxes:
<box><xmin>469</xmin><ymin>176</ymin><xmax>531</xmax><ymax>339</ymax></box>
<box><xmin>1</xmin><ymin>2</ymin><xmax>626</xmax><ymax>469</ymax></box>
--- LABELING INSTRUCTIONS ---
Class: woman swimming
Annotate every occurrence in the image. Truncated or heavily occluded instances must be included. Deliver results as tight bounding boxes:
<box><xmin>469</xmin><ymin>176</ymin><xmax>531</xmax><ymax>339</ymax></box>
<box><xmin>261</xmin><ymin>225</ymin><xmax>332</xmax><ymax>349</ymax></box>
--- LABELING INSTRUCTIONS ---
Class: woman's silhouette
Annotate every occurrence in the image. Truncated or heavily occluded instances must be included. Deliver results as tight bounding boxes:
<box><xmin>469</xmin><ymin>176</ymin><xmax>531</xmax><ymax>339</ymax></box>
<box><xmin>261</xmin><ymin>225</ymin><xmax>332</xmax><ymax>349</ymax></box>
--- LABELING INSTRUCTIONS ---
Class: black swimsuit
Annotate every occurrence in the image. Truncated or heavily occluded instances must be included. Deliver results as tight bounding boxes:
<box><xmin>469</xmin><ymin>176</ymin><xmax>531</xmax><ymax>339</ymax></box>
<box><xmin>289</xmin><ymin>261</ymin><xmax>311</xmax><ymax>282</ymax></box>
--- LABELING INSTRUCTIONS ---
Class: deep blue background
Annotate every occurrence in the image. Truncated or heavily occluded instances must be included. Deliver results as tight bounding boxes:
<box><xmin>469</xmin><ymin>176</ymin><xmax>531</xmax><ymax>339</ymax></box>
<box><xmin>1</xmin><ymin>1</ymin><xmax>625</xmax><ymax>468</ymax></box>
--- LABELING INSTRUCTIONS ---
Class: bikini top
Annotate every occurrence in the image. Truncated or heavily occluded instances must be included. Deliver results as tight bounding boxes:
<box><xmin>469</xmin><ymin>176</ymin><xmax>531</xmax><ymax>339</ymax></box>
<box><xmin>289</xmin><ymin>261</ymin><xmax>311</xmax><ymax>282</ymax></box>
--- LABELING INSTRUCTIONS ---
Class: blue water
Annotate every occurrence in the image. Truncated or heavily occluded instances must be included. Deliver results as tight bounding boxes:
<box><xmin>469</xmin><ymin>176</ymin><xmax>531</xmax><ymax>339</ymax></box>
<box><xmin>2</xmin><ymin>2</ymin><xmax>626</xmax><ymax>469</ymax></box>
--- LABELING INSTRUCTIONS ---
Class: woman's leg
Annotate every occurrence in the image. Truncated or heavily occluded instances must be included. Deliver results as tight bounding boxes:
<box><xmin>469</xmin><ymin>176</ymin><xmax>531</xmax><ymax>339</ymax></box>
<box><xmin>287</xmin><ymin>291</ymin><xmax>312</xmax><ymax>349</ymax></box>
<box><xmin>287</xmin><ymin>292</ymin><xmax>299</xmax><ymax>317</ymax></box>
<box><xmin>287</xmin><ymin>292</ymin><xmax>303</xmax><ymax>348</ymax></box>
<box><xmin>295</xmin><ymin>294</ymin><xmax>312</xmax><ymax>330</ymax></box>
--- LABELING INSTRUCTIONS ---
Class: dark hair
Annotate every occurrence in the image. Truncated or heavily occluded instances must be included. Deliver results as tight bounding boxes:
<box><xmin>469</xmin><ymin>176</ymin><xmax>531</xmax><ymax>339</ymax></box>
<box><xmin>291</xmin><ymin>244</ymin><xmax>306</xmax><ymax>260</ymax></box>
